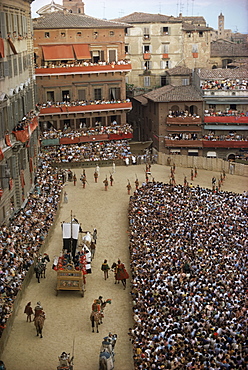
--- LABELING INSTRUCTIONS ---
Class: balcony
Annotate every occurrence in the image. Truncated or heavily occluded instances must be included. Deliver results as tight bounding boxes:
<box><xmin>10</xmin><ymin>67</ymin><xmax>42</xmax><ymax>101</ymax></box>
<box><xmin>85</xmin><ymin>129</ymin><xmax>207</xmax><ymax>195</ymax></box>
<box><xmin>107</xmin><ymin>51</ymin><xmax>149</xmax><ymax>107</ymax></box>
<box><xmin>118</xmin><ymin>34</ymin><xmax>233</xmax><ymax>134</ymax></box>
<box><xmin>39</xmin><ymin>102</ymin><xmax>132</xmax><ymax>117</ymax></box>
<box><xmin>202</xmin><ymin>140</ymin><xmax>248</xmax><ymax>149</ymax></box>
<box><xmin>204</xmin><ymin>116</ymin><xmax>248</xmax><ymax>124</ymax></box>
<box><xmin>12</xmin><ymin>116</ymin><xmax>38</xmax><ymax>143</ymax></box>
<box><xmin>167</xmin><ymin>116</ymin><xmax>202</xmax><ymax>124</ymax></box>
<box><xmin>164</xmin><ymin>138</ymin><xmax>248</xmax><ymax>149</ymax></box>
<box><xmin>35</xmin><ymin>63</ymin><xmax>132</xmax><ymax>77</ymax></box>
<box><xmin>143</xmin><ymin>53</ymin><xmax>151</xmax><ymax>60</ymax></box>
<box><xmin>202</xmin><ymin>89</ymin><xmax>248</xmax><ymax>98</ymax></box>
<box><xmin>164</xmin><ymin>139</ymin><xmax>203</xmax><ymax>148</ymax></box>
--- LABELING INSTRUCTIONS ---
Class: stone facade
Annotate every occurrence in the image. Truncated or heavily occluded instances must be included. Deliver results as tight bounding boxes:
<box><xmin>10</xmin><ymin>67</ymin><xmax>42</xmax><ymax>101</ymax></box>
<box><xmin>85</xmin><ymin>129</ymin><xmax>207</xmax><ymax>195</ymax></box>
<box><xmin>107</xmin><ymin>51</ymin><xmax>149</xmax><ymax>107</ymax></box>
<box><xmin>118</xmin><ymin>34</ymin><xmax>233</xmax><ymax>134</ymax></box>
<box><xmin>128</xmin><ymin>67</ymin><xmax>248</xmax><ymax>160</ymax></box>
<box><xmin>0</xmin><ymin>0</ymin><xmax>39</xmax><ymax>224</ymax></box>
<box><xmin>114</xmin><ymin>12</ymin><xmax>212</xmax><ymax>92</ymax></box>
<box><xmin>33</xmin><ymin>9</ymin><xmax>132</xmax><ymax>130</ymax></box>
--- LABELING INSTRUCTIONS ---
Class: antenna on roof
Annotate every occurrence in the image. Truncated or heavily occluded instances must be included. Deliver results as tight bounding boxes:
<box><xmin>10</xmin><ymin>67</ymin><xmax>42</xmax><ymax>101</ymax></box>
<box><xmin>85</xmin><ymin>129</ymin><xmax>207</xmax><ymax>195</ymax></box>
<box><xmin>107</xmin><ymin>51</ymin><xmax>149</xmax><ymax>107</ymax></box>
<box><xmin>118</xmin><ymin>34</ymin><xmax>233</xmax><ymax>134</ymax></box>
<box><xmin>102</xmin><ymin>2</ymin><xmax>106</xmax><ymax>19</ymax></box>
<box><xmin>119</xmin><ymin>9</ymin><xmax>124</xmax><ymax>18</ymax></box>
<box><xmin>192</xmin><ymin>0</ymin><xmax>194</xmax><ymax>16</ymax></box>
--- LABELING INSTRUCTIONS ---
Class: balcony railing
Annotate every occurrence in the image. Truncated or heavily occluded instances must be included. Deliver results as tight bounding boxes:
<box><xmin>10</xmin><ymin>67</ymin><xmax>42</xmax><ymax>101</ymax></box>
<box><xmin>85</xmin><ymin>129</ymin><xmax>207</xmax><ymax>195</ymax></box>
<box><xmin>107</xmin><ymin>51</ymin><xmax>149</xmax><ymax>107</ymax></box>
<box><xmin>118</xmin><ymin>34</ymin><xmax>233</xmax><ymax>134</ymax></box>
<box><xmin>204</xmin><ymin>116</ymin><xmax>248</xmax><ymax>124</ymax></box>
<box><xmin>167</xmin><ymin>116</ymin><xmax>202</xmax><ymax>124</ymax></box>
<box><xmin>164</xmin><ymin>139</ymin><xmax>248</xmax><ymax>149</ymax></box>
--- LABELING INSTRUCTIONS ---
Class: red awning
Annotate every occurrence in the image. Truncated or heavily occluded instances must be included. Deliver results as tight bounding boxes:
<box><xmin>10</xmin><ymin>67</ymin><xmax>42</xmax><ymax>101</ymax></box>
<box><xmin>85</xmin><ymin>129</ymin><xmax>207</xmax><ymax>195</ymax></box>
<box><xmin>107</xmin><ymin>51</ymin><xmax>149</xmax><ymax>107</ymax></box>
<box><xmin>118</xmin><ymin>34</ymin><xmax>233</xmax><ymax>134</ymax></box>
<box><xmin>42</xmin><ymin>45</ymin><xmax>75</xmax><ymax>61</ymax></box>
<box><xmin>73</xmin><ymin>44</ymin><xmax>91</xmax><ymax>60</ymax></box>
<box><xmin>0</xmin><ymin>38</ymin><xmax>4</xmax><ymax>58</ymax></box>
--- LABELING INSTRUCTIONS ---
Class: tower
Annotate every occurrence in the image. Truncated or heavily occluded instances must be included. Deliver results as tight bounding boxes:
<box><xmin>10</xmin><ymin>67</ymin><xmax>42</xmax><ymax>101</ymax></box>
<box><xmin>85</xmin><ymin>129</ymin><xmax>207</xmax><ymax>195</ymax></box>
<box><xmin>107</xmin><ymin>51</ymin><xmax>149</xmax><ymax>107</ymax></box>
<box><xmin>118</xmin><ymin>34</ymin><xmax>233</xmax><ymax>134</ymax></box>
<box><xmin>218</xmin><ymin>12</ymin><xmax>224</xmax><ymax>38</ymax></box>
<box><xmin>63</xmin><ymin>0</ymin><xmax>85</xmax><ymax>14</ymax></box>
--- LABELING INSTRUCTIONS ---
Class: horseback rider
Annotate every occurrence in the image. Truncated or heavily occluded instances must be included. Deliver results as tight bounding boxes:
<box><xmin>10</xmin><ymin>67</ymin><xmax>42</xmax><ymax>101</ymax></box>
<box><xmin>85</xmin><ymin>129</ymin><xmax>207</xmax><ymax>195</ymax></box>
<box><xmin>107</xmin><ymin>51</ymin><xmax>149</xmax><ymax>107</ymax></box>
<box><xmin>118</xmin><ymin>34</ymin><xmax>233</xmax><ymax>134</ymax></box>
<box><xmin>34</xmin><ymin>302</ymin><xmax>45</xmax><ymax>319</ymax></box>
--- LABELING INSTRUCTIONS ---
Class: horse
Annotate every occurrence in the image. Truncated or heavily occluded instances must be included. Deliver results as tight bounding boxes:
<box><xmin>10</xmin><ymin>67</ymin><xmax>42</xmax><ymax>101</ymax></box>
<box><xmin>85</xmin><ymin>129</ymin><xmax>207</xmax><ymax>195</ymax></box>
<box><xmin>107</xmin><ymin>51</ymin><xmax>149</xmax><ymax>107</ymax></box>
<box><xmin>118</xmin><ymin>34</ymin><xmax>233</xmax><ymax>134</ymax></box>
<box><xmin>34</xmin><ymin>313</ymin><xmax>45</xmax><ymax>338</ymax></box>
<box><xmin>90</xmin><ymin>311</ymin><xmax>102</xmax><ymax>333</ymax></box>
<box><xmin>111</xmin><ymin>262</ymin><xmax>129</xmax><ymax>289</ymax></box>
<box><xmin>91</xmin><ymin>299</ymin><xmax>111</xmax><ymax>332</ymax></box>
<box><xmin>99</xmin><ymin>333</ymin><xmax>117</xmax><ymax>370</ymax></box>
<box><xmin>34</xmin><ymin>254</ymin><xmax>50</xmax><ymax>283</ymax></box>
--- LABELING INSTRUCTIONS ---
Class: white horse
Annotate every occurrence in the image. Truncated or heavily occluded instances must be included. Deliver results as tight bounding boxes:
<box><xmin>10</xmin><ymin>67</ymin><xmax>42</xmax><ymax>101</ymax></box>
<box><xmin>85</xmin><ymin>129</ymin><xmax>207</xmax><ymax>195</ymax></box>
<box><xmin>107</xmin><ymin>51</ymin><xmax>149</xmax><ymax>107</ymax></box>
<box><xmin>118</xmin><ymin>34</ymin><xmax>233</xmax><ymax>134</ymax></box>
<box><xmin>82</xmin><ymin>232</ymin><xmax>92</xmax><ymax>247</ymax></box>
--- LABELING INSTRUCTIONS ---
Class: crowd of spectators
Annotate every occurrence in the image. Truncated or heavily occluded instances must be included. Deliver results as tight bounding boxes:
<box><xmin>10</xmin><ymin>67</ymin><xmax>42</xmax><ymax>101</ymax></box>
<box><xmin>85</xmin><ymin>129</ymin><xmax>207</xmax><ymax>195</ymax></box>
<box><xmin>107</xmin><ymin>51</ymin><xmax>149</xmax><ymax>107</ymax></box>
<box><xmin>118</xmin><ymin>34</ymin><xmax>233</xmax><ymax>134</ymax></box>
<box><xmin>167</xmin><ymin>111</ymin><xmax>200</xmax><ymax>119</ymax></box>
<box><xmin>38</xmin><ymin>59</ymin><xmax>131</xmax><ymax>69</ymax></box>
<box><xmin>12</xmin><ymin>110</ymin><xmax>37</xmax><ymax>132</ymax></box>
<box><xmin>0</xmin><ymin>156</ymin><xmax>67</xmax><ymax>337</ymax></box>
<box><xmin>42</xmin><ymin>140</ymin><xmax>132</xmax><ymax>162</ymax></box>
<box><xmin>200</xmin><ymin>79</ymin><xmax>248</xmax><ymax>90</ymax></box>
<box><xmin>165</xmin><ymin>134</ymin><xmax>199</xmax><ymax>141</ymax></box>
<box><xmin>203</xmin><ymin>132</ymin><xmax>247</xmax><ymax>141</ymax></box>
<box><xmin>40</xmin><ymin>124</ymin><xmax>133</xmax><ymax>140</ymax></box>
<box><xmin>165</xmin><ymin>132</ymin><xmax>247</xmax><ymax>141</ymax></box>
<box><xmin>204</xmin><ymin>109</ymin><xmax>248</xmax><ymax>117</ymax></box>
<box><xmin>36</xmin><ymin>98</ymin><xmax>131</xmax><ymax>110</ymax></box>
<box><xmin>128</xmin><ymin>182</ymin><xmax>248</xmax><ymax>369</ymax></box>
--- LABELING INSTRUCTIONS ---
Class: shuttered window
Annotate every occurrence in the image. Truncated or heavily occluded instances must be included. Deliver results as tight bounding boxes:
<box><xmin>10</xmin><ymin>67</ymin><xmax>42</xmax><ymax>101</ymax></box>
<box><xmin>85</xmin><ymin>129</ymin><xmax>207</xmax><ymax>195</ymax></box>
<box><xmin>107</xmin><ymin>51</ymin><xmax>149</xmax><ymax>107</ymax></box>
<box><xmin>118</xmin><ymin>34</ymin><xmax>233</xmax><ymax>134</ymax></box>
<box><xmin>78</xmin><ymin>89</ymin><xmax>86</xmax><ymax>101</ymax></box>
<box><xmin>0</xmin><ymin>12</ymin><xmax>7</xmax><ymax>38</ymax></box>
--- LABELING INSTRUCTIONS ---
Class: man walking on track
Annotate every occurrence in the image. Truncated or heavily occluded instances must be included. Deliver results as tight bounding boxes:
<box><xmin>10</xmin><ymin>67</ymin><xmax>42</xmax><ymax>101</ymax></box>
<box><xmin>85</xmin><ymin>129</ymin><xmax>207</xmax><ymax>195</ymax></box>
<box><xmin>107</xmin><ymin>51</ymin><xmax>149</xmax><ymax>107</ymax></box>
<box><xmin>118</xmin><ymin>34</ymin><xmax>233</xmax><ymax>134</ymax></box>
<box><xmin>103</xmin><ymin>177</ymin><xmax>108</xmax><ymax>191</ymax></box>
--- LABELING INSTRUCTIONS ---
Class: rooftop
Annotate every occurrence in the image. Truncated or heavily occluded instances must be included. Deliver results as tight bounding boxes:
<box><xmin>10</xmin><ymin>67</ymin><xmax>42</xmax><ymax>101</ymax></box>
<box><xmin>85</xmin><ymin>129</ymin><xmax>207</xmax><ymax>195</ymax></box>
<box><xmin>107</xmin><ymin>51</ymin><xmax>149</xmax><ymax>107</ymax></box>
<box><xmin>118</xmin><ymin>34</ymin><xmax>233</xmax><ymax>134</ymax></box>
<box><xmin>165</xmin><ymin>66</ymin><xmax>192</xmax><ymax>76</ymax></box>
<box><xmin>198</xmin><ymin>67</ymin><xmax>248</xmax><ymax>80</ymax></box>
<box><xmin>33</xmin><ymin>12</ymin><xmax>130</xmax><ymax>29</ymax></box>
<box><xmin>143</xmin><ymin>85</ymin><xmax>203</xmax><ymax>102</ymax></box>
<box><xmin>112</xmin><ymin>12</ymin><xmax>179</xmax><ymax>24</ymax></box>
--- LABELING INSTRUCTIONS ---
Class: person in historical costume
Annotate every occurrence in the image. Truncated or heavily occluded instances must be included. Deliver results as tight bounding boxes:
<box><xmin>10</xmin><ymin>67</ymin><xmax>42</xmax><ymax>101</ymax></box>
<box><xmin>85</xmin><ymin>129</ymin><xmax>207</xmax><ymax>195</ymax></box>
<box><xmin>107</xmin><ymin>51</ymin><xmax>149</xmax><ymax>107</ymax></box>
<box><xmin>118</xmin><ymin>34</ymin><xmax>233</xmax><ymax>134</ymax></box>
<box><xmin>103</xmin><ymin>177</ymin><xmax>108</xmax><ymax>191</ymax></box>
<box><xmin>101</xmin><ymin>259</ymin><xmax>110</xmax><ymax>280</ymax></box>
<box><xmin>24</xmin><ymin>301</ymin><xmax>33</xmax><ymax>322</ymax></box>
<box><xmin>116</xmin><ymin>260</ymin><xmax>129</xmax><ymax>289</ymax></box>
<box><xmin>34</xmin><ymin>301</ymin><xmax>45</xmax><ymax>319</ymax></box>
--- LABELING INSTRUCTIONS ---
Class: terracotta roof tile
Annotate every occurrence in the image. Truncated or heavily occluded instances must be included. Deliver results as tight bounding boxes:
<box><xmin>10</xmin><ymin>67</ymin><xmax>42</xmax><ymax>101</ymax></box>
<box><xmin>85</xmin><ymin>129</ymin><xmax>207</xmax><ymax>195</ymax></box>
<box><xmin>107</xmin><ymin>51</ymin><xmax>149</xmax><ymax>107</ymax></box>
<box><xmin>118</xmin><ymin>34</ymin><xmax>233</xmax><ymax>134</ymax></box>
<box><xmin>143</xmin><ymin>85</ymin><xmax>203</xmax><ymax>102</ymax></box>
<box><xmin>112</xmin><ymin>12</ymin><xmax>179</xmax><ymax>24</ymax></box>
<box><xmin>33</xmin><ymin>12</ymin><xmax>130</xmax><ymax>29</ymax></box>
<box><xmin>166</xmin><ymin>66</ymin><xmax>191</xmax><ymax>76</ymax></box>
<box><xmin>198</xmin><ymin>67</ymin><xmax>248</xmax><ymax>80</ymax></box>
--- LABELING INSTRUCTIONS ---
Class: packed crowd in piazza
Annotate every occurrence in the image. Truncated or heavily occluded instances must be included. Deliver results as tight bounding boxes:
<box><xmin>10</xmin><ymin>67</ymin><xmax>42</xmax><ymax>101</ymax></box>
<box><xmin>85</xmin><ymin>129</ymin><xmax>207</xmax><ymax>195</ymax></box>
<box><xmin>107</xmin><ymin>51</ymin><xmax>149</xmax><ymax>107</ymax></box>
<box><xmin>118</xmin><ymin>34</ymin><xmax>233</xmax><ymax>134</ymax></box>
<box><xmin>0</xmin><ymin>156</ymin><xmax>65</xmax><ymax>337</ymax></box>
<box><xmin>42</xmin><ymin>140</ymin><xmax>132</xmax><ymax>162</ymax></box>
<box><xmin>40</xmin><ymin>124</ymin><xmax>133</xmax><ymax>140</ymax></box>
<box><xmin>128</xmin><ymin>182</ymin><xmax>248</xmax><ymax>369</ymax></box>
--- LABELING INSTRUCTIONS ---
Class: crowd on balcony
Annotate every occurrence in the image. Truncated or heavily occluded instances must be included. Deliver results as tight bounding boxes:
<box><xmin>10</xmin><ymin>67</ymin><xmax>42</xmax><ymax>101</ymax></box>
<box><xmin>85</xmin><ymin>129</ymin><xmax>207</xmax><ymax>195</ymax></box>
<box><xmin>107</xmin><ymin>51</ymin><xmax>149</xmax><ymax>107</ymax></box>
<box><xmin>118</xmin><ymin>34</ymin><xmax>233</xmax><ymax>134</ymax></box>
<box><xmin>40</xmin><ymin>124</ymin><xmax>133</xmax><ymax>140</ymax></box>
<box><xmin>38</xmin><ymin>59</ymin><xmax>131</xmax><ymax>69</ymax></box>
<box><xmin>200</xmin><ymin>78</ymin><xmax>248</xmax><ymax>90</ymax></box>
<box><xmin>165</xmin><ymin>133</ymin><xmax>199</xmax><ymax>140</ymax></box>
<box><xmin>204</xmin><ymin>109</ymin><xmax>248</xmax><ymax>117</ymax></box>
<box><xmin>12</xmin><ymin>111</ymin><xmax>37</xmax><ymax>132</ymax></box>
<box><xmin>36</xmin><ymin>98</ymin><xmax>131</xmax><ymax>110</ymax></box>
<box><xmin>203</xmin><ymin>132</ymin><xmax>248</xmax><ymax>141</ymax></box>
<box><xmin>0</xmin><ymin>157</ymin><xmax>66</xmax><ymax>337</ymax></box>
<box><xmin>165</xmin><ymin>132</ymin><xmax>247</xmax><ymax>141</ymax></box>
<box><xmin>167</xmin><ymin>110</ymin><xmax>200</xmax><ymax>118</ymax></box>
<box><xmin>128</xmin><ymin>182</ymin><xmax>247</xmax><ymax>370</ymax></box>
<box><xmin>42</xmin><ymin>139</ymin><xmax>132</xmax><ymax>162</ymax></box>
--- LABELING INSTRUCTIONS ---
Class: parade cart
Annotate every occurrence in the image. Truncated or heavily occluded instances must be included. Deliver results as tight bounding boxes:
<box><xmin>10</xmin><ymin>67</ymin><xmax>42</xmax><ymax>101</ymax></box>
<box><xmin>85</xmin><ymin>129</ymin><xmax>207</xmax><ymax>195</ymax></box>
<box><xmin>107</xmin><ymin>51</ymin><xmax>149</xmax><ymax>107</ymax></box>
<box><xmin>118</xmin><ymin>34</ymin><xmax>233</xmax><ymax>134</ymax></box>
<box><xmin>56</xmin><ymin>265</ymin><xmax>85</xmax><ymax>297</ymax></box>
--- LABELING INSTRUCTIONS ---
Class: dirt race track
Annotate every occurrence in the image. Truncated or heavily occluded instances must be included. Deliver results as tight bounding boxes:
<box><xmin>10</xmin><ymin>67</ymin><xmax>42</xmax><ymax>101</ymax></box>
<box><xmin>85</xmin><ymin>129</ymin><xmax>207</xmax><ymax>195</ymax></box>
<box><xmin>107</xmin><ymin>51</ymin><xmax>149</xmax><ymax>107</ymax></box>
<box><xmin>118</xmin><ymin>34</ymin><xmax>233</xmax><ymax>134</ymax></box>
<box><xmin>1</xmin><ymin>163</ymin><xmax>247</xmax><ymax>370</ymax></box>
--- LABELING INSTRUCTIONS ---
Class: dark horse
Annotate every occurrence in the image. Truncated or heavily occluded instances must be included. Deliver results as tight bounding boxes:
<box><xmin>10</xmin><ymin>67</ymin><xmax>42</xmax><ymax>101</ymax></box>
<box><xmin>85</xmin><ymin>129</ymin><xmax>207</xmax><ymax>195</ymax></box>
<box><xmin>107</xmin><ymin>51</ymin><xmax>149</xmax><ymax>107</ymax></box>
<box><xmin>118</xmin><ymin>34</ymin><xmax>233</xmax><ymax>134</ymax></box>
<box><xmin>34</xmin><ymin>254</ymin><xmax>50</xmax><ymax>283</ymax></box>
<box><xmin>34</xmin><ymin>313</ymin><xmax>45</xmax><ymax>338</ymax></box>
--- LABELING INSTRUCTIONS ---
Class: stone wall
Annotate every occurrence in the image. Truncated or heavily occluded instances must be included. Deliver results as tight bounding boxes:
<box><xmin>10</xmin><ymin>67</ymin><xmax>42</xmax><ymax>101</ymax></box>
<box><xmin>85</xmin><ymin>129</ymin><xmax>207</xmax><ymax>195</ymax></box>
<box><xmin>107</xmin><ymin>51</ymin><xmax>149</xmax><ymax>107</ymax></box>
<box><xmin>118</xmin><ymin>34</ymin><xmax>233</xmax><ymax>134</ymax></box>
<box><xmin>158</xmin><ymin>152</ymin><xmax>248</xmax><ymax>177</ymax></box>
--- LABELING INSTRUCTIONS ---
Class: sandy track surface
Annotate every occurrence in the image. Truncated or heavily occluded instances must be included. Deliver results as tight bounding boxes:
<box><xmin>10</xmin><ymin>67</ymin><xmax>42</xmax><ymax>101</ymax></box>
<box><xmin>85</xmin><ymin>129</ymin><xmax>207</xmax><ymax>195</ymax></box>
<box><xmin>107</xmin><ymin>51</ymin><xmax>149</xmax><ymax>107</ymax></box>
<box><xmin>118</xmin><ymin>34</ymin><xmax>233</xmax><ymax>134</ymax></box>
<box><xmin>1</xmin><ymin>163</ymin><xmax>247</xmax><ymax>370</ymax></box>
